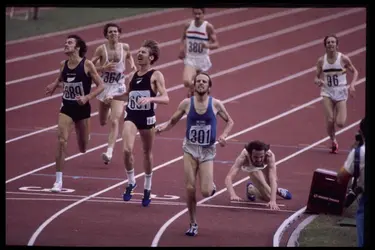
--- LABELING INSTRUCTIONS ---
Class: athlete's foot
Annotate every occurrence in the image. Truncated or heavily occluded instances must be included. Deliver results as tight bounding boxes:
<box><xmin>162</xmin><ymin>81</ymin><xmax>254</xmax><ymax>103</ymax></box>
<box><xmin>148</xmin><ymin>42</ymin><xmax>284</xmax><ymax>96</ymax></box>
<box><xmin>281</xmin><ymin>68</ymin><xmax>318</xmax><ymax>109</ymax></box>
<box><xmin>185</xmin><ymin>223</ymin><xmax>198</xmax><ymax>236</ymax></box>
<box><xmin>101</xmin><ymin>152</ymin><xmax>112</xmax><ymax>165</ymax></box>
<box><xmin>277</xmin><ymin>187</ymin><xmax>292</xmax><ymax>200</ymax></box>
<box><xmin>123</xmin><ymin>183</ymin><xmax>137</xmax><ymax>201</ymax></box>
<box><xmin>142</xmin><ymin>189</ymin><xmax>152</xmax><ymax>207</ymax></box>
<box><xmin>330</xmin><ymin>140</ymin><xmax>339</xmax><ymax>154</ymax></box>
<box><xmin>211</xmin><ymin>183</ymin><xmax>216</xmax><ymax>196</ymax></box>
<box><xmin>51</xmin><ymin>182</ymin><xmax>62</xmax><ymax>193</ymax></box>
<box><xmin>246</xmin><ymin>182</ymin><xmax>256</xmax><ymax>201</ymax></box>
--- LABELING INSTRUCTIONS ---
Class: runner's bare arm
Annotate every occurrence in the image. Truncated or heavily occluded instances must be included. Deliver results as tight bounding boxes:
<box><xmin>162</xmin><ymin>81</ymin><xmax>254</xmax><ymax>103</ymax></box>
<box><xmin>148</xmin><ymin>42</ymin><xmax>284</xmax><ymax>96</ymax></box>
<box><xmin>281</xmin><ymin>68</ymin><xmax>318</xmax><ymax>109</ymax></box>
<box><xmin>266</xmin><ymin>151</ymin><xmax>278</xmax><ymax>203</ymax></box>
<box><xmin>178</xmin><ymin>22</ymin><xmax>190</xmax><ymax>59</ymax></box>
<box><xmin>342</xmin><ymin>54</ymin><xmax>359</xmax><ymax>88</ymax></box>
<box><xmin>84</xmin><ymin>60</ymin><xmax>105</xmax><ymax>100</ymax></box>
<box><xmin>123</xmin><ymin>43</ymin><xmax>136</xmax><ymax>71</ymax></box>
<box><xmin>156</xmin><ymin>98</ymin><xmax>188</xmax><ymax>133</ymax></box>
<box><xmin>46</xmin><ymin>60</ymin><xmax>65</xmax><ymax>96</ymax></box>
<box><xmin>151</xmin><ymin>71</ymin><xmax>169</xmax><ymax>105</ymax></box>
<box><xmin>206</xmin><ymin>23</ymin><xmax>219</xmax><ymax>49</ymax></box>
<box><xmin>91</xmin><ymin>45</ymin><xmax>105</xmax><ymax>72</ymax></box>
<box><xmin>215</xmin><ymin>99</ymin><xmax>234</xmax><ymax>139</ymax></box>
<box><xmin>225</xmin><ymin>150</ymin><xmax>246</xmax><ymax>197</ymax></box>
<box><xmin>314</xmin><ymin>57</ymin><xmax>324</xmax><ymax>85</ymax></box>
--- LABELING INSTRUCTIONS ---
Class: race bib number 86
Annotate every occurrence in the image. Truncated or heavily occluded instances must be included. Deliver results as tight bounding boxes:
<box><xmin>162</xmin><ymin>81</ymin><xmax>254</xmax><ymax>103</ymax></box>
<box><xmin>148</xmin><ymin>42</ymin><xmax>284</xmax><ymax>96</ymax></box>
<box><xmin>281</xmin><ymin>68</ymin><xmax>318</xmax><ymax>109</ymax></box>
<box><xmin>189</xmin><ymin>125</ymin><xmax>211</xmax><ymax>146</ymax></box>
<box><xmin>63</xmin><ymin>82</ymin><xmax>84</xmax><ymax>100</ymax></box>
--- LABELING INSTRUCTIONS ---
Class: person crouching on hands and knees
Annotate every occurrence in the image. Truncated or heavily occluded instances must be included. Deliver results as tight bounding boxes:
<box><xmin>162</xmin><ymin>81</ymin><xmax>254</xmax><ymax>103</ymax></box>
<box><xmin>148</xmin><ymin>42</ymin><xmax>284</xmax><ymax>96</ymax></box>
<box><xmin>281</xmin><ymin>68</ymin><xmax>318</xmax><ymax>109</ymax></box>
<box><xmin>225</xmin><ymin>140</ymin><xmax>292</xmax><ymax>210</ymax></box>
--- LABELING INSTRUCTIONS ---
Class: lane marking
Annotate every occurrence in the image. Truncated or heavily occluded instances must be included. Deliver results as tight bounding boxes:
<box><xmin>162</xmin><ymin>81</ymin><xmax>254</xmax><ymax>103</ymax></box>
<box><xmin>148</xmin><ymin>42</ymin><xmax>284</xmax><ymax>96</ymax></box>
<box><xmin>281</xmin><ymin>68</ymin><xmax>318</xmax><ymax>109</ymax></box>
<box><xmin>7</xmin><ymin>8</ymin><xmax>363</xmax><ymax>85</ymax></box>
<box><xmin>6</xmin><ymin>8</ymin><xmax>247</xmax><ymax>63</ymax></box>
<box><xmin>5</xmin><ymin>70</ymin><xmax>364</xmax><ymax>184</ymax></box>
<box><xmin>25</xmin><ymin>79</ymin><xmax>364</xmax><ymax>245</ymax></box>
<box><xmin>150</xmin><ymin>119</ymin><xmax>362</xmax><ymax>246</ymax></box>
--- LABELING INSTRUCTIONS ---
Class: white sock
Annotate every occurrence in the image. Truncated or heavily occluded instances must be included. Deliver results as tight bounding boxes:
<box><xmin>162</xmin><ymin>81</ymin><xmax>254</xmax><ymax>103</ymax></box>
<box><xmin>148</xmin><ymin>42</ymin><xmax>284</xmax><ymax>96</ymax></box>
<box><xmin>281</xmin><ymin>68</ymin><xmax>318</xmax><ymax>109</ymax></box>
<box><xmin>106</xmin><ymin>147</ymin><xmax>113</xmax><ymax>156</ymax></box>
<box><xmin>126</xmin><ymin>169</ymin><xmax>136</xmax><ymax>185</ymax></box>
<box><xmin>144</xmin><ymin>172</ymin><xmax>153</xmax><ymax>190</ymax></box>
<box><xmin>56</xmin><ymin>172</ymin><xmax>62</xmax><ymax>183</ymax></box>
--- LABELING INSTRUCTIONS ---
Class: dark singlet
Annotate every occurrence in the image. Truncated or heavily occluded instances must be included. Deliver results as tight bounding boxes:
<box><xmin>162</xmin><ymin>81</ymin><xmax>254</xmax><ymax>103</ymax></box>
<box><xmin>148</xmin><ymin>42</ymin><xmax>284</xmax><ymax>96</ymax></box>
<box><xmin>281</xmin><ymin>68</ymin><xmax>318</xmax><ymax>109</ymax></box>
<box><xmin>126</xmin><ymin>69</ymin><xmax>157</xmax><ymax>122</ymax></box>
<box><xmin>185</xmin><ymin>96</ymin><xmax>217</xmax><ymax>147</ymax></box>
<box><xmin>61</xmin><ymin>58</ymin><xmax>92</xmax><ymax>106</ymax></box>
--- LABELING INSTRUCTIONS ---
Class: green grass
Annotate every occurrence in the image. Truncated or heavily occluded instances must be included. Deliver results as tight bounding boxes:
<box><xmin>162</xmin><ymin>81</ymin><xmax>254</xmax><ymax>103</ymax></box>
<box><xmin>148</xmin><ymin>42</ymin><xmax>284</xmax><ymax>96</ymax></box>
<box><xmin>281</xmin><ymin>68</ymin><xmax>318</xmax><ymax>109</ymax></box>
<box><xmin>6</xmin><ymin>7</ymin><xmax>164</xmax><ymax>41</ymax></box>
<box><xmin>298</xmin><ymin>201</ymin><xmax>358</xmax><ymax>247</ymax></box>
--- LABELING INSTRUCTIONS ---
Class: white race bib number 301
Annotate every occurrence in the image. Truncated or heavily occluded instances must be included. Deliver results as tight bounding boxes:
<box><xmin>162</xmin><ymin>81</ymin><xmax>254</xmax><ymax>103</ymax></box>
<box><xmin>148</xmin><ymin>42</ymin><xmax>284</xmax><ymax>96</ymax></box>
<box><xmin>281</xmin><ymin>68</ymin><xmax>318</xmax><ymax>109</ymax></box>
<box><xmin>189</xmin><ymin>125</ymin><xmax>211</xmax><ymax>146</ymax></box>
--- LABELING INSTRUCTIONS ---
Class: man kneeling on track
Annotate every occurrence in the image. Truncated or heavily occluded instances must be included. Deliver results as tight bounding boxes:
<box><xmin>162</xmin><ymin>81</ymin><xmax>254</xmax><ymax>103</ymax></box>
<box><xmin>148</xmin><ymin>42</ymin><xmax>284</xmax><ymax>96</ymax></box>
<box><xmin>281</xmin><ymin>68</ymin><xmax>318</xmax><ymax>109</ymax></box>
<box><xmin>225</xmin><ymin>140</ymin><xmax>292</xmax><ymax>210</ymax></box>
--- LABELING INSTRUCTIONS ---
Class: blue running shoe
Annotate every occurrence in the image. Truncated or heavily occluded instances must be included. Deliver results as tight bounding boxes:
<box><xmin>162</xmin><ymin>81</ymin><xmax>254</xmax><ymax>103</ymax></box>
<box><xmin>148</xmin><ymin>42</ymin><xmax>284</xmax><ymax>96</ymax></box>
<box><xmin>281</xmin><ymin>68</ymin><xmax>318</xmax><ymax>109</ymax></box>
<box><xmin>277</xmin><ymin>187</ymin><xmax>292</xmax><ymax>200</ymax></box>
<box><xmin>123</xmin><ymin>183</ymin><xmax>137</xmax><ymax>201</ymax></box>
<box><xmin>246</xmin><ymin>182</ymin><xmax>256</xmax><ymax>201</ymax></box>
<box><xmin>185</xmin><ymin>223</ymin><xmax>198</xmax><ymax>236</ymax></box>
<box><xmin>142</xmin><ymin>189</ymin><xmax>151</xmax><ymax>207</ymax></box>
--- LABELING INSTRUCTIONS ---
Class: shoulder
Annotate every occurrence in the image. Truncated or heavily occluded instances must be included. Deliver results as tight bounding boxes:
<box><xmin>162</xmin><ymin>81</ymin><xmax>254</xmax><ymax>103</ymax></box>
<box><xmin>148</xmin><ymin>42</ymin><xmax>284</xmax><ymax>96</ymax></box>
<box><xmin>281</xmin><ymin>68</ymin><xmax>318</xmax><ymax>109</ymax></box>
<box><xmin>340</xmin><ymin>53</ymin><xmax>351</xmax><ymax>63</ymax></box>
<box><xmin>317</xmin><ymin>55</ymin><xmax>324</xmax><ymax>64</ymax></box>
<box><xmin>127</xmin><ymin>71</ymin><xmax>136</xmax><ymax>81</ymax></box>
<box><xmin>59</xmin><ymin>60</ymin><xmax>66</xmax><ymax>67</ymax></box>
<box><xmin>151</xmin><ymin>70</ymin><xmax>164</xmax><ymax>79</ymax></box>
<box><xmin>212</xmin><ymin>97</ymin><xmax>222</xmax><ymax>105</ymax></box>
<box><xmin>122</xmin><ymin>43</ymin><xmax>130</xmax><ymax>50</ymax></box>
<box><xmin>84</xmin><ymin>58</ymin><xmax>95</xmax><ymax>69</ymax></box>
<box><xmin>206</xmin><ymin>21</ymin><xmax>215</xmax><ymax>31</ymax></box>
<box><xmin>183</xmin><ymin>21</ymin><xmax>191</xmax><ymax>29</ymax></box>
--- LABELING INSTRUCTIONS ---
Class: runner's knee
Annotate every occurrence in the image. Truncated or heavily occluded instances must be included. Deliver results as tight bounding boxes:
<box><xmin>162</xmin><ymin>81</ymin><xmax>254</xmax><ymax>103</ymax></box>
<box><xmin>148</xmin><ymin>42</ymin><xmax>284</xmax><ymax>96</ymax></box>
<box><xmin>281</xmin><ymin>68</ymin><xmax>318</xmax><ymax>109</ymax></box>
<box><xmin>57</xmin><ymin>134</ymin><xmax>68</xmax><ymax>149</ymax></box>
<box><xmin>186</xmin><ymin>184</ymin><xmax>196</xmax><ymax>194</ymax></box>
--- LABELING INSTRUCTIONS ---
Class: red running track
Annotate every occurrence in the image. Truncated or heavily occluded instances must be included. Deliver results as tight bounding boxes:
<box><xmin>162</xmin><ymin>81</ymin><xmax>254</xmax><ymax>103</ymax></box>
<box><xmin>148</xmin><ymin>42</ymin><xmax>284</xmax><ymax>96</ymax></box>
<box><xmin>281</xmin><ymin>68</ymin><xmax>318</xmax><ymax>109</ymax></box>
<box><xmin>5</xmin><ymin>8</ymin><xmax>366</xmax><ymax>246</ymax></box>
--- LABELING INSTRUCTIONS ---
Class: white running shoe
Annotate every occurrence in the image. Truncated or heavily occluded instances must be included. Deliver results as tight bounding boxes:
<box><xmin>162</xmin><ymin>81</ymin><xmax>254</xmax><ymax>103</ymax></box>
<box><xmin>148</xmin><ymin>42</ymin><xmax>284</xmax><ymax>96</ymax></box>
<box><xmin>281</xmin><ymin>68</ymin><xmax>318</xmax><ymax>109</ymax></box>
<box><xmin>102</xmin><ymin>152</ymin><xmax>112</xmax><ymax>164</ymax></box>
<box><xmin>51</xmin><ymin>182</ymin><xmax>62</xmax><ymax>193</ymax></box>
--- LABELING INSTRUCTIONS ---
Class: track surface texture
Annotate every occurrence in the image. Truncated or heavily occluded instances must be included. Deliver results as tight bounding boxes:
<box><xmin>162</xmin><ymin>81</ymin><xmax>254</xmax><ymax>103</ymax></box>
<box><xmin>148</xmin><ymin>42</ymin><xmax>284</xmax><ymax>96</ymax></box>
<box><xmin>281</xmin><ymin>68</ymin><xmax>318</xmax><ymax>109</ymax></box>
<box><xmin>5</xmin><ymin>7</ymin><xmax>366</xmax><ymax>246</ymax></box>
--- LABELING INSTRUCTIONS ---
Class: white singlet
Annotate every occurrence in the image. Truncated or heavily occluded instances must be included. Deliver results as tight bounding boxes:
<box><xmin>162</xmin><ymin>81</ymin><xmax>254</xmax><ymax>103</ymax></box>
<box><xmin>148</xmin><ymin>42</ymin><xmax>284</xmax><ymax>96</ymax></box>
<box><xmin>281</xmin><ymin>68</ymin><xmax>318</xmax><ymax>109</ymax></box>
<box><xmin>184</xmin><ymin>20</ymin><xmax>212</xmax><ymax>72</ymax></box>
<box><xmin>320</xmin><ymin>52</ymin><xmax>348</xmax><ymax>101</ymax></box>
<box><xmin>96</xmin><ymin>43</ymin><xmax>126</xmax><ymax>102</ymax></box>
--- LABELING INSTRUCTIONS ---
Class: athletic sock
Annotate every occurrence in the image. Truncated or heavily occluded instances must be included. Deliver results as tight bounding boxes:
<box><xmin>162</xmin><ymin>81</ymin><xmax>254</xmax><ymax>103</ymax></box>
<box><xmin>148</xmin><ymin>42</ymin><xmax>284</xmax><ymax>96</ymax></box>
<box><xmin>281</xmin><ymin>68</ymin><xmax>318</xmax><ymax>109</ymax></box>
<box><xmin>106</xmin><ymin>147</ymin><xmax>113</xmax><ymax>157</ymax></box>
<box><xmin>144</xmin><ymin>172</ymin><xmax>153</xmax><ymax>190</ymax></box>
<box><xmin>126</xmin><ymin>169</ymin><xmax>136</xmax><ymax>185</ymax></box>
<box><xmin>56</xmin><ymin>172</ymin><xmax>62</xmax><ymax>183</ymax></box>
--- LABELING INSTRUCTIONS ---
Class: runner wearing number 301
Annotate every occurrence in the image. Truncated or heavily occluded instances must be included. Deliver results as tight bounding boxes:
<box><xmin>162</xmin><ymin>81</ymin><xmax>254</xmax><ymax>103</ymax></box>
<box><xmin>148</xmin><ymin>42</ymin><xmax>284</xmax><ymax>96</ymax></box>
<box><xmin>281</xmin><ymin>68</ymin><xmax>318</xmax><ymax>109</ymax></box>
<box><xmin>314</xmin><ymin>35</ymin><xmax>358</xmax><ymax>153</ymax></box>
<box><xmin>156</xmin><ymin>72</ymin><xmax>234</xmax><ymax>236</ymax></box>
<box><xmin>45</xmin><ymin>35</ymin><xmax>105</xmax><ymax>193</ymax></box>
<box><xmin>91</xmin><ymin>23</ymin><xmax>137</xmax><ymax>164</ymax></box>
<box><xmin>178</xmin><ymin>8</ymin><xmax>219</xmax><ymax>97</ymax></box>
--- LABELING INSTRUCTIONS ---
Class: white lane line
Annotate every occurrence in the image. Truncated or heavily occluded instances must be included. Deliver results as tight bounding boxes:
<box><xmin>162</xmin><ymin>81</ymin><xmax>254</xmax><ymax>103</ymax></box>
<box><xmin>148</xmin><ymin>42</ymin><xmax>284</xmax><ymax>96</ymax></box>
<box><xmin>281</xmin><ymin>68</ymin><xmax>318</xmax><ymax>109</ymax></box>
<box><xmin>6</xmin><ymin>8</ymin><xmax>247</xmax><ymax>63</ymax></box>
<box><xmin>7</xmin><ymin>8</ymin><xmax>363</xmax><ymax>85</ymax></box>
<box><xmin>150</xmin><ymin>119</ymin><xmax>362</xmax><ymax>247</ymax></box>
<box><xmin>5</xmin><ymin>45</ymin><xmax>366</xmax><ymax>143</ymax></box>
<box><xmin>25</xmin><ymin>79</ymin><xmax>364</xmax><ymax>246</ymax></box>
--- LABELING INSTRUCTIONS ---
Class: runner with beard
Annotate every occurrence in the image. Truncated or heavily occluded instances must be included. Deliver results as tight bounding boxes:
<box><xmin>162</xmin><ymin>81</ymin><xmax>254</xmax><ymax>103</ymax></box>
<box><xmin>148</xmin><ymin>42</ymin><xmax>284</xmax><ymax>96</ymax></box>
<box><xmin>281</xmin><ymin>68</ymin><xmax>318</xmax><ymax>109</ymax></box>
<box><xmin>156</xmin><ymin>72</ymin><xmax>234</xmax><ymax>236</ymax></box>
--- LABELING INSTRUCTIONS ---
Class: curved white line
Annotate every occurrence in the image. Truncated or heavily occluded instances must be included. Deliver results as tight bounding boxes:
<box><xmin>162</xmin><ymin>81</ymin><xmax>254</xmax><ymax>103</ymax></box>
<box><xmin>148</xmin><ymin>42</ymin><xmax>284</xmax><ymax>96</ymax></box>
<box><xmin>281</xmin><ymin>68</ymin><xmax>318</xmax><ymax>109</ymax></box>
<box><xmin>287</xmin><ymin>214</ymin><xmax>318</xmax><ymax>247</ymax></box>
<box><xmin>151</xmin><ymin>120</ymin><xmax>362</xmax><ymax>247</ymax></box>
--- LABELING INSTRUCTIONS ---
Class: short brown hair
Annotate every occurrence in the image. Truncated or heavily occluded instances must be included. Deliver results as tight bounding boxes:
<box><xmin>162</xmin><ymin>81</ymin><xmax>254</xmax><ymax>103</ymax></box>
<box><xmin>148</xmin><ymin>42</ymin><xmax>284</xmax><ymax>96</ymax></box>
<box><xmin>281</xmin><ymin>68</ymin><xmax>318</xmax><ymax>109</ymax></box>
<box><xmin>323</xmin><ymin>34</ymin><xmax>339</xmax><ymax>47</ymax></box>
<box><xmin>142</xmin><ymin>39</ymin><xmax>160</xmax><ymax>65</ymax></box>
<box><xmin>103</xmin><ymin>23</ymin><xmax>122</xmax><ymax>38</ymax></box>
